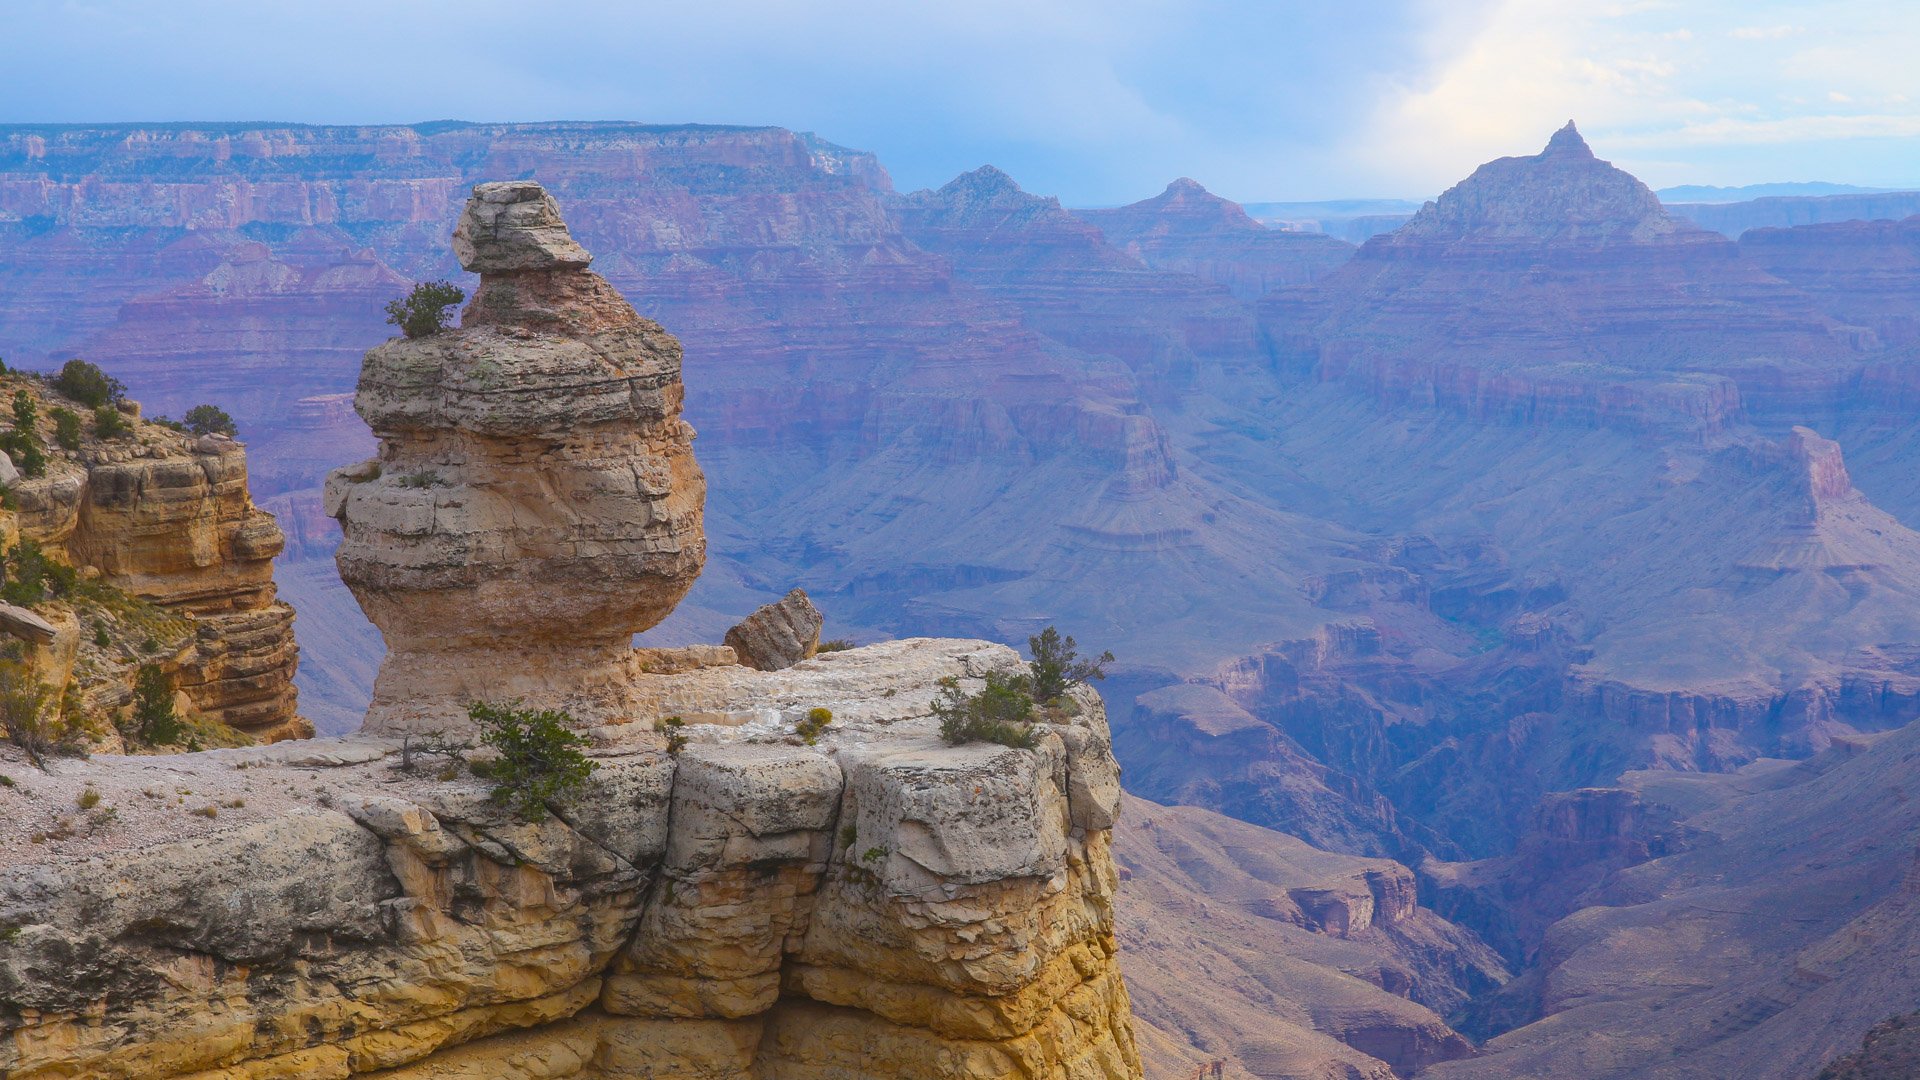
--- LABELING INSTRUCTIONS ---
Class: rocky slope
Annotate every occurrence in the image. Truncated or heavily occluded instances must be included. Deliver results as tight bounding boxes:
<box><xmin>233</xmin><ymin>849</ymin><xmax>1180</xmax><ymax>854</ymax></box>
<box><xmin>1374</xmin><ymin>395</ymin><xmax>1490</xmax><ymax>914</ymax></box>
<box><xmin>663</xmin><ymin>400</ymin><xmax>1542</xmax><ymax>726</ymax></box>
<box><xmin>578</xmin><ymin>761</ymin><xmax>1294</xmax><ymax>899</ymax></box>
<box><xmin>0</xmin><ymin>638</ymin><xmax>1137</xmax><ymax>1080</ymax></box>
<box><xmin>0</xmin><ymin>373</ymin><xmax>306</xmax><ymax>744</ymax></box>
<box><xmin>1406</xmin><ymin>717</ymin><xmax>1920</xmax><ymax>1079</ymax></box>
<box><xmin>1113</xmin><ymin>796</ymin><xmax>1506</xmax><ymax>1080</ymax></box>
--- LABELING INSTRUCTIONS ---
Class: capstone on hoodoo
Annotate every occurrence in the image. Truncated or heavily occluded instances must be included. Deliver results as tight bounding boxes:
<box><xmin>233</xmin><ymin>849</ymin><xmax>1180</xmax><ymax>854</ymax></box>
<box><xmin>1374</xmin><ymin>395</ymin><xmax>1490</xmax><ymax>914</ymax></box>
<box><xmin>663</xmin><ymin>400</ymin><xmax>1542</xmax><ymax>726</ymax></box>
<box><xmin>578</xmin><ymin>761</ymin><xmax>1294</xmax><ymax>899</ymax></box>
<box><xmin>326</xmin><ymin>180</ymin><xmax>706</xmax><ymax>733</ymax></box>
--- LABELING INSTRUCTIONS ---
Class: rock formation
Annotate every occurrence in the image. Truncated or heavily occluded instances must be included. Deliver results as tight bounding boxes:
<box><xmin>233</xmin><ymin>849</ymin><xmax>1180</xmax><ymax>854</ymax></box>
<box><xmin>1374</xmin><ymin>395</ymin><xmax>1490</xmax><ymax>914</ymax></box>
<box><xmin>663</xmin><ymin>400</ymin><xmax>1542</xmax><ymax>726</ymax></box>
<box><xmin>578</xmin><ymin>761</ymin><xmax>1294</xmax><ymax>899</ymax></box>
<box><xmin>1113</xmin><ymin>796</ymin><xmax>1506</xmax><ymax>1080</ymax></box>
<box><xmin>0</xmin><ymin>374</ymin><xmax>307</xmax><ymax>743</ymax></box>
<box><xmin>1075</xmin><ymin>178</ymin><xmax>1356</xmax><ymax>300</ymax></box>
<box><xmin>326</xmin><ymin>181</ymin><xmax>705</xmax><ymax>733</ymax></box>
<box><xmin>0</xmin><ymin>639</ymin><xmax>1139</xmax><ymax>1080</ymax></box>
<box><xmin>724</xmin><ymin>587</ymin><xmax>823</xmax><ymax>671</ymax></box>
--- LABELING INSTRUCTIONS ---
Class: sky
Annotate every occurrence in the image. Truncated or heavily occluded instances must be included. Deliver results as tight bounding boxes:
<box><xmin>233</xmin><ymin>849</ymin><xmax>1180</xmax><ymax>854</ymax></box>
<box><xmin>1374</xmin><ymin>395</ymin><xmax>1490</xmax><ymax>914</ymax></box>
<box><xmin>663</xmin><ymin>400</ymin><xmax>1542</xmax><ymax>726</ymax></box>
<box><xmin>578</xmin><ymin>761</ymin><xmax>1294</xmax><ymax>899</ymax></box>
<box><xmin>3</xmin><ymin>0</ymin><xmax>1918</xmax><ymax>205</ymax></box>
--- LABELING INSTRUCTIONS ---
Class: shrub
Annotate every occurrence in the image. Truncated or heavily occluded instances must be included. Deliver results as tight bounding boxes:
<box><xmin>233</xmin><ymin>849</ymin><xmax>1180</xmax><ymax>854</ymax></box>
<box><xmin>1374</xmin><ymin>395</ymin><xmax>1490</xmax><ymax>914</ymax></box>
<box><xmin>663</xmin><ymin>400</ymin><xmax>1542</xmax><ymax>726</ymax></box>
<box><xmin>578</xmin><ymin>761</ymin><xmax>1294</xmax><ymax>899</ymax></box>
<box><xmin>1</xmin><ymin>540</ymin><xmax>76</xmax><ymax>607</ymax></box>
<box><xmin>0</xmin><ymin>430</ymin><xmax>44</xmax><ymax>478</ymax></box>
<box><xmin>386</xmin><ymin>280</ymin><xmax>467</xmax><ymax>339</ymax></box>
<box><xmin>131</xmin><ymin>664</ymin><xmax>185</xmax><ymax>746</ymax></box>
<box><xmin>52</xmin><ymin>360</ymin><xmax>124</xmax><ymax>408</ymax></box>
<box><xmin>48</xmin><ymin>408</ymin><xmax>81</xmax><ymax>451</ymax></box>
<box><xmin>653</xmin><ymin>714</ymin><xmax>688</xmax><ymax>755</ymax></box>
<box><xmin>11</xmin><ymin>389</ymin><xmax>34</xmax><ymax>432</ymax></box>
<box><xmin>76</xmin><ymin>787</ymin><xmax>100</xmax><ymax>810</ymax></box>
<box><xmin>93</xmin><ymin>407</ymin><xmax>132</xmax><ymax>440</ymax></box>
<box><xmin>1026</xmin><ymin>626</ymin><xmax>1113</xmax><ymax>704</ymax></box>
<box><xmin>933</xmin><ymin>672</ymin><xmax>1039</xmax><ymax>749</ymax></box>
<box><xmin>92</xmin><ymin>625</ymin><xmax>110</xmax><ymax>648</ymax></box>
<box><xmin>796</xmin><ymin>707</ymin><xmax>832</xmax><ymax>744</ymax></box>
<box><xmin>816</xmin><ymin>638</ymin><xmax>855</xmax><ymax>653</ymax></box>
<box><xmin>0</xmin><ymin>660</ymin><xmax>64</xmax><ymax>768</ymax></box>
<box><xmin>469</xmin><ymin>700</ymin><xmax>598</xmax><ymax>821</ymax></box>
<box><xmin>184</xmin><ymin>404</ymin><xmax>236</xmax><ymax>438</ymax></box>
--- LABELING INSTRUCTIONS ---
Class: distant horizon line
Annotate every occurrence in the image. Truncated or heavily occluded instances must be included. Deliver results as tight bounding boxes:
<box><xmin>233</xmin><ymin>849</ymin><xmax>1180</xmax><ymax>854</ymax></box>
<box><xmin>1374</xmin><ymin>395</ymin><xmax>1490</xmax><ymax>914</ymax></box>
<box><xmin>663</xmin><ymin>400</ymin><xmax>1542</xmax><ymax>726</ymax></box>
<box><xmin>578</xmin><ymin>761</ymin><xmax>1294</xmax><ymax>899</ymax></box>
<box><xmin>3</xmin><ymin>118</ymin><xmax>1917</xmax><ymax>210</ymax></box>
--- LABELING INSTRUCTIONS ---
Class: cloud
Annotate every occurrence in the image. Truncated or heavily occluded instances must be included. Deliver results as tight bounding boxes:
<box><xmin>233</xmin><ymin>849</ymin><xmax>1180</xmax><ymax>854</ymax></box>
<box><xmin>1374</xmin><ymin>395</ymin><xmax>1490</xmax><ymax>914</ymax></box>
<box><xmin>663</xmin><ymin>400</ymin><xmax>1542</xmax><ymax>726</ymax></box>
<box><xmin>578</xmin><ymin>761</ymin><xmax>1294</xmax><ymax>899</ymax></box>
<box><xmin>1351</xmin><ymin>0</ymin><xmax>1920</xmax><ymax>193</ymax></box>
<box><xmin>0</xmin><ymin>0</ymin><xmax>1915</xmax><ymax>201</ymax></box>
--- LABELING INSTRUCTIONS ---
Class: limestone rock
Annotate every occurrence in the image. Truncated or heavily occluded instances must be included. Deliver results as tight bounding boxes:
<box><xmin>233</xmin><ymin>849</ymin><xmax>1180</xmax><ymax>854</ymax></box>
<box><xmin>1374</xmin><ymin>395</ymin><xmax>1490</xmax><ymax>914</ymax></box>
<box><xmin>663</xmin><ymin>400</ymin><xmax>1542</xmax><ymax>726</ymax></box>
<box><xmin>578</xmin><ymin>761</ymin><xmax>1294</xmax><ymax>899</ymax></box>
<box><xmin>0</xmin><ymin>638</ymin><xmax>1141</xmax><ymax>1080</ymax></box>
<box><xmin>452</xmin><ymin>180</ymin><xmax>594</xmax><ymax>273</ymax></box>
<box><xmin>329</xmin><ymin>181</ymin><xmax>705</xmax><ymax>733</ymax></box>
<box><xmin>724</xmin><ymin>588</ymin><xmax>824</xmax><ymax>671</ymax></box>
<box><xmin>0</xmin><ymin>602</ymin><xmax>57</xmax><ymax>644</ymax></box>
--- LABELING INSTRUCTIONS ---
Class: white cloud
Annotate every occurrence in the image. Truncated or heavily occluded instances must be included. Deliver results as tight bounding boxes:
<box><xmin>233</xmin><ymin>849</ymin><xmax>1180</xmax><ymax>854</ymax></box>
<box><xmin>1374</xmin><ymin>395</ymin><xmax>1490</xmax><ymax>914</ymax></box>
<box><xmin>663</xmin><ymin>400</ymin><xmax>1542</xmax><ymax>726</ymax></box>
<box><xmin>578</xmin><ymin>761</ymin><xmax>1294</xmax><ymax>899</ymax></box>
<box><xmin>1350</xmin><ymin>0</ymin><xmax>1920</xmax><ymax>193</ymax></box>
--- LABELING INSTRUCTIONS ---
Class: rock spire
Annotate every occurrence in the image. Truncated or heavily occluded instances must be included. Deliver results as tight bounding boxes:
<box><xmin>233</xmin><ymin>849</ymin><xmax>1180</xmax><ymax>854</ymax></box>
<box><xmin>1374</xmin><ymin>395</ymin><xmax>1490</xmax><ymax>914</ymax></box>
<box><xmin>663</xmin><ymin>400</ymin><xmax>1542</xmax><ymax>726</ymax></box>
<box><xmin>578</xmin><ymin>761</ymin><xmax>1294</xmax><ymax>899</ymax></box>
<box><xmin>327</xmin><ymin>181</ymin><xmax>706</xmax><ymax>732</ymax></box>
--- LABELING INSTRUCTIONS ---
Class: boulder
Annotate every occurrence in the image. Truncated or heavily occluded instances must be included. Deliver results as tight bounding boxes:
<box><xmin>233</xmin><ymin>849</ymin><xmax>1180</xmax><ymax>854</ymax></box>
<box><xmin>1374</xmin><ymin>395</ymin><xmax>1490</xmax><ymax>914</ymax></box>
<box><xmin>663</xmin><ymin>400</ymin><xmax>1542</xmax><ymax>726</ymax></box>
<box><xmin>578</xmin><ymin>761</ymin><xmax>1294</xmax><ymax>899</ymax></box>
<box><xmin>451</xmin><ymin>180</ymin><xmax>594</xmax><ymax>273</ymax></box>
<box><xmin>724</xmin><ymin>589</ymin><xmax>824</xmax><ymax>671</ymax></box>
<box><xmin>0</xmin><ymin>603</ymin><xmax>57</xmax><ymax>644</ymax></box>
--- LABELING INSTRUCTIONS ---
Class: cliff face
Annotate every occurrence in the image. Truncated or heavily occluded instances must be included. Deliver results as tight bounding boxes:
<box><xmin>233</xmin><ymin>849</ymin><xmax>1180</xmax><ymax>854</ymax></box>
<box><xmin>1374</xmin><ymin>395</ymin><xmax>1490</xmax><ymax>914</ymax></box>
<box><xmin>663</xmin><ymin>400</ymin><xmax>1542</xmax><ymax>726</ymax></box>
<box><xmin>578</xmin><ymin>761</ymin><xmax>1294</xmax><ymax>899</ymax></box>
<box><xmin>0</xmin><ymin>639</ymin><xmax>1137</xmax><ymax>1080</ymax></box>
<box><xmin>0</xmin><ymin>375</ymin><xmax>306</xmax><ymax>743</ymax></box>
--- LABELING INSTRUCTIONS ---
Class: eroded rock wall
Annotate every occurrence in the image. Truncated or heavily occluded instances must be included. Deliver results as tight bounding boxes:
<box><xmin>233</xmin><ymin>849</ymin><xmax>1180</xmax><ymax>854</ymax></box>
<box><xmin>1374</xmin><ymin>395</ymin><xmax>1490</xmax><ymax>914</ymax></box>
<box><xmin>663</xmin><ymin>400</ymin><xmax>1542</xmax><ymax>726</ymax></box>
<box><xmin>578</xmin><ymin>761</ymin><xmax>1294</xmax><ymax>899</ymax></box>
<box><xmin>0</xmin><ymin>375</ymin><xmax>307</xmax><ymax>742</ymax></box>
<box><xmin>0</xmin><ymin>639</ymin><xmax>1139</xmax><ymax>1080</ymax></box>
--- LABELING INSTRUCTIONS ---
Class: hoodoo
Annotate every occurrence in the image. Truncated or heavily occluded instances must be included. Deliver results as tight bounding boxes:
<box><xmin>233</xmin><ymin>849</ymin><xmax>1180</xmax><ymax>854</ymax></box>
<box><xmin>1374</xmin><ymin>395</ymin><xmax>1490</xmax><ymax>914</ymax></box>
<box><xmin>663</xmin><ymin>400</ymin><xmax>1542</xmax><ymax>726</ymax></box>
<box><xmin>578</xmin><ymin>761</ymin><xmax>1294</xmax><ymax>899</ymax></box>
<box><xmin>0</xmin><ymin>181</ymin><xmax>1142</xmax><ymax>1080</ymax></box>
<box><xmin>327</xmin><ymin>180</ymin><xmax>706</xmax><ymax>733</ymax></box>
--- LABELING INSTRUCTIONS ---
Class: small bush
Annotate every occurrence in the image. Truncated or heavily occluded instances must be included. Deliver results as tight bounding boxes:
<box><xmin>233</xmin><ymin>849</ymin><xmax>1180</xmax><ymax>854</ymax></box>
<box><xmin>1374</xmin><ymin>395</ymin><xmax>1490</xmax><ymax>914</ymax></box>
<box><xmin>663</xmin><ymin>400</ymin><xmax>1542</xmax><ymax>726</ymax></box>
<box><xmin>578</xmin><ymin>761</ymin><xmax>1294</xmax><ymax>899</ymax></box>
<box><xmin>468</xmin><ymin>700</ymin><xmax>598</xmax><ymax>821</ymax></box>
<box><xmin>386</xmin><ymin>280</ymin><xmax>467</xmax><ymax>339</ymax></box>
<box><xmin>184</xmin><ymin>404</ymin><xmax>236</xmax><ymax>438</ymax></box>
<box><xmin>191</xmin><ymin>805</ymin><xmax>217</xmax><ymax>819</ymax></box>
<box><xmin>796</xmin><ymin>707</ymin><xmax>832</xmax><ymax>744</ymax></box>
<box><xmin>653</xmin><ymin>714</ymin><xmax>688</xmax><ymax>755</ymax></box>
<box><xmin>76</xmin><ymin>787</ymin><xmax>100</xmax><ymax>810</ymax></box>
<box><xmin>0</xmin><ymin>431</ymin><xmax>44</xmax><ymax>478</ymax></box>
<box><xmin>148</xmin><ymin>415</ymin><xmax>189</xmax><ymax>433</ymax></box>
<box><xmin>12</xmin><ymin>389</ymin><xmax>35</xmax><ymax>432</ymax></box>
<box><xmin>933</xmin><ymin>672</ymin><xmax>1039</xmax><ymax>749</ymax></box>
<box><xmin>93</xmin><ymin>407</ymin><xmax>132</xmax><ymax>440</ymax></box>
<box><xmin>92</xmin><ymin>625</ymin><xmax>110</xmax><ymax>648</ymax></box>
<box><xmin>816</xmin><ymin>638</ymin><xmax>855</xmax><ymax>653</ymax></box>
<box><xmin>1</xmin><ymin>540</ymin><xmax>76</xmax><ymax>607</ymax></box>
<box><xmin>131</xmin><ymin>664</ymin><xmax>184</xmax><ymax>746</ymax></box>
<box><xmin>52</xmin><ymin>360</ymin><xmax>124</xmax><ymax>408</ymax></box>
<box><xmin>396</xmin><ymin>471</ymin><xmax>441</xmax><ymax>489</ymax></box>
<box><xmin>49</xmin><ymin>408</ymin><xmax>81</xmax><ymax>451</ymax></box>
<box><xmin>0</xmin><ymin>661</ymin><xmax>65</xmax><ymax>768</ymax></box>
<box><xmin>1026</xmin><ymin>626</ymin><xmax>1112</xmax><ymax>704</ymax></box>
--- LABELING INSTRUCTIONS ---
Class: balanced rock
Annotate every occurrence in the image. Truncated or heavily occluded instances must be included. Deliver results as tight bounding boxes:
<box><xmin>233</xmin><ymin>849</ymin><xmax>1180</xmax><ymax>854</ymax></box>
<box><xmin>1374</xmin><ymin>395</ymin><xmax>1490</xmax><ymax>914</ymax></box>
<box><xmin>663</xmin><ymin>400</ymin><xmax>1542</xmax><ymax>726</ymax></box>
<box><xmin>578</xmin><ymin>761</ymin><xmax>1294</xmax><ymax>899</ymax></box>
<box><xmin>724</xmin><ymin>588</ymin><xmax>824</xmax><ymax>671</ymax></box>
<box><xmin>327</xmin><ymin>181</ymin><xmax>706</xmax><ymax>732</ymax></box>
<box><xmin>451</xmin><ymin>179</ymin><xmax>594</xmax><ymax>273</ymax></box>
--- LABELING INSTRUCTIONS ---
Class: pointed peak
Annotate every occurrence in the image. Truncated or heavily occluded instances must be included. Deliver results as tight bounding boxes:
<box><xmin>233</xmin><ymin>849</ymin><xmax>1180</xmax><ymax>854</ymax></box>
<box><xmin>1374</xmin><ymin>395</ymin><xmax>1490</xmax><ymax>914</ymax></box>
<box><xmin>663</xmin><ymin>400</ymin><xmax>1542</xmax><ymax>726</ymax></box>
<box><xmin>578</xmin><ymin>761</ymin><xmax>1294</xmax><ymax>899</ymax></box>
<box><xmin>1543</xmin><ymin>120</ymin><xmax>1593</xmax><ymax>160</ymax></box>
<box><xmin>1165</xmin><ymin>178</ymin><xmax>1208</xmax><ymax>195</ymax></box>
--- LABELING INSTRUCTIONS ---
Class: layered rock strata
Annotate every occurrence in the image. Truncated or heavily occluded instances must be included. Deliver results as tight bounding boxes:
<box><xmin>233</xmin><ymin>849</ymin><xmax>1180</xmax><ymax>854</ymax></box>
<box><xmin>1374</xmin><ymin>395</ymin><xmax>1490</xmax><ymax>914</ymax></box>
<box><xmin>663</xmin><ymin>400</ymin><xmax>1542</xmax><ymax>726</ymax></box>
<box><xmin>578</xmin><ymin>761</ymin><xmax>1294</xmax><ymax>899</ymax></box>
<box><xmin>0</xmin><ymin>638</ymin><xmax>1139</xmax><ymax>1080</ymax></box>
<box><xmin>0</xmin><ymin>375</ymin><xmax>306</xmax><ymax>742</ymax></box>
<box><xmin>326</xmin><ymin>181</ymin><xmax>705</xmax><ymax>732</ymax></box>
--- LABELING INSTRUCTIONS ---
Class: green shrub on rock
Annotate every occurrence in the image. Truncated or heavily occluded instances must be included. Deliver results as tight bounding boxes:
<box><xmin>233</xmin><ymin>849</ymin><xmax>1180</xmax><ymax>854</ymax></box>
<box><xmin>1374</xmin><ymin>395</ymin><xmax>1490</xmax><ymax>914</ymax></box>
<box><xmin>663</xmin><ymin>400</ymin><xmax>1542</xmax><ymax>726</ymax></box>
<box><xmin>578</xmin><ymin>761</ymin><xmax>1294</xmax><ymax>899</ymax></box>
<box><xmin>469</xmin><ymin>699</ymin><xmax>598</xmax><ymax>821</ymax></box>
<box><xmin>52</xmin><ymin>359</ymin><xmax>124</xmax><ymax>408</ymax></box>
<box><xmin>48</xmin><ymin>408</ymin><xmax>81</xmax><ymax>451</ymax></box>
<box><xmin>93</xmin><ymin>407</ymin><xmax>132</xmax><ymax>440</ymax></box>
<box><xmin>385</xmin><ymin>280</ymin><xmax>467</xmax><ymax>339</ymax></box>
<box><xmin>184</xmin><ymin>404</ymin><xmax>237</xmax><ymax>438</ymax></box>
<box><xmin>1026</xmin><ymin>626</ymin><xmax>1112</xmax><ymax>704</ymax></box>
<box><xmin>933</xmin><ymin>672</ymin><xmax>1038</xmax><ymax>749</ymax></box>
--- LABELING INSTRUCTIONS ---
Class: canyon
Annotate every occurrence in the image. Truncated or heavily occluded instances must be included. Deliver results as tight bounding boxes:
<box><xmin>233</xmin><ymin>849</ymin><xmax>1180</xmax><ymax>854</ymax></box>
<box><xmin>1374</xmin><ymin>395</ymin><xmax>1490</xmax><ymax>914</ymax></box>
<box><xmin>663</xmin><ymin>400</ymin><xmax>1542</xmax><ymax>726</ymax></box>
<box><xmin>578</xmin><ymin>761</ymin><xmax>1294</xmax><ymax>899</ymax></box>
<box><xmin>5</xmin><ymin>118</ymin><xmax>1920</xmax><ymax>1077</ymax></box>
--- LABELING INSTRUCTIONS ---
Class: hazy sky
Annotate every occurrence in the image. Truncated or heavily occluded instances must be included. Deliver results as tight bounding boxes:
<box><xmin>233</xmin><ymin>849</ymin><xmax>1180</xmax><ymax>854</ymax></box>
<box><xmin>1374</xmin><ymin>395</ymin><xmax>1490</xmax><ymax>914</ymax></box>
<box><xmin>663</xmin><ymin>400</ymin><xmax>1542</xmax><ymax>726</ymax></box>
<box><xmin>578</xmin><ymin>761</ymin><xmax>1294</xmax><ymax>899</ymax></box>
<box><xmin>5</xmin><ymin>1</ymin><xmax>1919</xmax><ymax>205</ymax></box>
